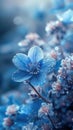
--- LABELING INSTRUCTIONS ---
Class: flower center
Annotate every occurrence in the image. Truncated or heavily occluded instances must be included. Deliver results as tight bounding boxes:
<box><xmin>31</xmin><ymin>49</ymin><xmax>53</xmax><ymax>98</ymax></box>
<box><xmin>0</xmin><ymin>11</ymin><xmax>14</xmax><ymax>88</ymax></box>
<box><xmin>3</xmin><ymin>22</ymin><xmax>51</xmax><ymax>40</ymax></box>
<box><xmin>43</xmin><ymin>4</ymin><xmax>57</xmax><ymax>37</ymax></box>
<box><xmin>28</xmin><ymin>63</ymin><xmax>41</xmax><ymax>75</ymax></box>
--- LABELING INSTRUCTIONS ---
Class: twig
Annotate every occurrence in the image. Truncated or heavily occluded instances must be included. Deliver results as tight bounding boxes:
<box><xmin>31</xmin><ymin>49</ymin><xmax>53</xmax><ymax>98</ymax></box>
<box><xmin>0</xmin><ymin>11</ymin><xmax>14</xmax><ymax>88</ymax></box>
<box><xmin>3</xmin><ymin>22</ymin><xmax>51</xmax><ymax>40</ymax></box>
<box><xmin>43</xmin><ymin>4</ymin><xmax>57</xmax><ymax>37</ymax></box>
<box><xmin>47</xmin><ymin>114</ymin><xmax>56</xmax><ymax>129</ymax></box>
<box><xmin>27</xmin><ymin>81</ymin><xmax>56</xmax><ymax>129</ymax></box>
<box><xmin>27</xmin><ymin>81</ymin><xmax>51</xmax><ymax>104</ymax></box>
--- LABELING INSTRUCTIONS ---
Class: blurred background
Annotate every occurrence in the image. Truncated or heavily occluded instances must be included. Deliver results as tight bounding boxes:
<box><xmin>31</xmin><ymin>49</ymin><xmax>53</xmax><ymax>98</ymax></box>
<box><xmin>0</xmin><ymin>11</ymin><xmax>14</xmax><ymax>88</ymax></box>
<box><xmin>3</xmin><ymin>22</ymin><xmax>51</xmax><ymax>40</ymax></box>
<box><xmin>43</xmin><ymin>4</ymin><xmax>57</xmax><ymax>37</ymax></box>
<box><xmin>0</xmin><ymin>0</ymin><xmax>73</xmax><ymax>96</ymax></box>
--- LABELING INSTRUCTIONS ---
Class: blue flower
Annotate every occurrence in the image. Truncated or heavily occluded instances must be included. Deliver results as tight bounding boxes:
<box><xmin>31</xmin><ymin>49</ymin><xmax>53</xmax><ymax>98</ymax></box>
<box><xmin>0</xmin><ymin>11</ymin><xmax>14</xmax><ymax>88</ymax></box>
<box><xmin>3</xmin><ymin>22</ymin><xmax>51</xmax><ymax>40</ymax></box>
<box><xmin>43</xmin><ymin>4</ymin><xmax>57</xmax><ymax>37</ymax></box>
<box><xmin>56</xmin><ymin>9</ymin><xmax>73</xmax><ymax>24</ymax></box>
<box><xmin>48</xmin><ymin>0</ymin><xmax>69</xmax><ymax>15</ymax></box>
<box><xmin>12</xmin><ymin>46</ymin><xmax>55</xmax><ymax>86</ymax></box>
<box><xmin>52</xmin><ymin>0</ymin><xmax>65</xmax><ymax>10</ymax></box>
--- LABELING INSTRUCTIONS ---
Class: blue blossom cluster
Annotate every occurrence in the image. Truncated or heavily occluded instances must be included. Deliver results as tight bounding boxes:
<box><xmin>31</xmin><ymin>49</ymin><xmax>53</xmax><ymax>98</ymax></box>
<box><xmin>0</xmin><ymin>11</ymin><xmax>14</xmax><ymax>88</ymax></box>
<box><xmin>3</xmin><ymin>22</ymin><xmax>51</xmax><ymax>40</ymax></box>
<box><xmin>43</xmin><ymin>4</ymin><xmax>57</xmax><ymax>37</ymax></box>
<box><xmin>0</xmin><ymin>3</ymin><xmax>73</xmax><ymax>130</ymax></box>
<box><xmin>50</xmin><ymin>55</ymin><xmax>73</xmax><ymax>129</ymax></box>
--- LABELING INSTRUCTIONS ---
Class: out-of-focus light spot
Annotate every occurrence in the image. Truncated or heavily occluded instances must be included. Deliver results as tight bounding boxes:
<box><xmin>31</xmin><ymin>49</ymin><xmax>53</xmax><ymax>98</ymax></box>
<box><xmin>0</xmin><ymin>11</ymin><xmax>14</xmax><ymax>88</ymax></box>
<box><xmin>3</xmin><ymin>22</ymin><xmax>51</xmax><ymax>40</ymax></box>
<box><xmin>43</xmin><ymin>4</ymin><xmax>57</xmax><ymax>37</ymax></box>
<box><xmin>55</xmin><ymin>47</ymin><xmax>59</xmax><ymax>51</ymax></box>
<box><xmin>13</xmin><ymin>16</ymin><xmax>24</xmax><ymax>25</ymax></box>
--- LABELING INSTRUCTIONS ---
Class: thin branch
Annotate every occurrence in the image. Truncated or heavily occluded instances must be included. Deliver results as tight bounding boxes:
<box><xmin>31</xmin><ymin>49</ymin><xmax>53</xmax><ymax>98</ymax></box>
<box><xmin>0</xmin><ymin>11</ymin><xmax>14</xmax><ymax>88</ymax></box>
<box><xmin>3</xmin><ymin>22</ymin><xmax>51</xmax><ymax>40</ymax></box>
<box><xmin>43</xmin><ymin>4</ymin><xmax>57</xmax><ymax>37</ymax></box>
<box><xmin>47</xmin><ymin>114</ymin><xmax>56</xmax><ymax>129</ymax></box>
<box><xmin>27</xmin><ymin>81</ymin><xmax>51</xmax><ymax>104</ymax></box>
<box><xmin>27</xmin><ymin>81</ymin><xmax>56</xmax><ymax>129</ymax></box>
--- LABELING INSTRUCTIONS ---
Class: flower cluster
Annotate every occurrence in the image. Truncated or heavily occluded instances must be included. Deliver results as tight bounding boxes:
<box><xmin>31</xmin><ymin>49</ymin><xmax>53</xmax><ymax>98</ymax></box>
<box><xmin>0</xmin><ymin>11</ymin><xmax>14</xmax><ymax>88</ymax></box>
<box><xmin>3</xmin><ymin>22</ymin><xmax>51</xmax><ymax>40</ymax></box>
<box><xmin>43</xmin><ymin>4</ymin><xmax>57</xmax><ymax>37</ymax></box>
<box><xmin>50</xmin><ymin>55</ymin><xmax>73</xmax><ymax>129</ymax></box>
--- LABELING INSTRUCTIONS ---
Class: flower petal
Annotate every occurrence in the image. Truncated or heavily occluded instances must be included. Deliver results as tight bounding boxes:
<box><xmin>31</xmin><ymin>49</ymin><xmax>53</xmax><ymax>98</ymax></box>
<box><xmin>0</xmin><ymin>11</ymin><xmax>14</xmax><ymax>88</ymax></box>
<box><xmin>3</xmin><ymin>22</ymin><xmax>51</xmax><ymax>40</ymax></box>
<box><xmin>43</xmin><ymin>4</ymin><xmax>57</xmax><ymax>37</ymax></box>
<box><xmin>12</xmin><ymin>53</ymin><xmax>31</xmax><ymax>71</ymax></box>
<box><xmin>40</xmin><ymin>58</ymin><xmax>56</xmax><ymax>73</ymax></box>
<box><xmin>29</xmin><ymin>72</ymin><xmax>46</xmax><ymax>86</ymax></box>
<box><xmin>57</xmin><ymin>9</ymin><xmax>73</xmax><ymax>24</ymax></box>
<box><xmin>12</xmin><ymin>70</ymin><xmax>32</xmax><ymax>82</ymax></box>
<box><xmin>28</xmin><ymin>46</ymin><xmax>44</xmax><ymax>63</ymax></box>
